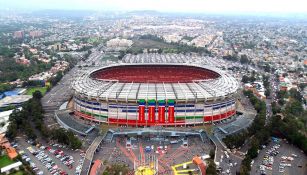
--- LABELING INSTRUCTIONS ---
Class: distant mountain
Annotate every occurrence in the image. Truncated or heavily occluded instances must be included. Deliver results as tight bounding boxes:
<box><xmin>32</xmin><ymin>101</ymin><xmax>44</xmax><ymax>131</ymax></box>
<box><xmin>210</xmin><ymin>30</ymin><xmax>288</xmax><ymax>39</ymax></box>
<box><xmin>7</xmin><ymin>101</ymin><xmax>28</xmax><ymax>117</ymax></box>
<box><xmin>125</xmin><ymin>10</ymin><xmax>161</xmax><ymax>16</ymax></box>
<box><xmin>31</xmin><ymin>9</ymin><xmax>95</xmax><ymax>19</ymax></box>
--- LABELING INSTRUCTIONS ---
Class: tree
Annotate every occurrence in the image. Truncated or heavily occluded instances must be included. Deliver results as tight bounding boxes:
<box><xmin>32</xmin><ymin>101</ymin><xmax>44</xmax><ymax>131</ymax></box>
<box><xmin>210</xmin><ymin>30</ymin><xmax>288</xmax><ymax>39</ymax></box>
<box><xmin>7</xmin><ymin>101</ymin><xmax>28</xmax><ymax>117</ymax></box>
<box><xmin>157</xmin><ymin>48</ymin><xmax>162</xmax><ymax>54</ymax></box>
<box><xmin>240</xmin><ymin>55</ymin><xmax>249</xmax><ymax>64</ymax></box>
<box><xmin>104</xmin><ymin>164</ymin><xmax>130</xmax><ymax>175</ymax></box>
<box><xmin>5</xmin><ymin>122</ymin><xmax>17</xmax><ymax>139</ymax></box>
<box><xmin>118</xmin><ymin>50</ymin><xmax>125</xmax><ymax>59</ymax></box>
<box><xmin>241</xmin><ymin>75</ymin><xmax>250</xmax><ymax>83</ymax></box>
<box><xmin>284</xmin><ymin>100</ymin><xmax>304</xmax><ymax>116</ymax></box>
<box><xmin>247</xmin><ymin>139</ymin><xmax>259</xmax><ymax>159</ymax></box>
<box><xmin>49</xmin><ymin>71</ymin><xmax>63</xmax><ymax>86</ymax></box>
<box><xmin>264</xmin><ymin>64</ymin><xmax>271</xmax><ymax>72</ymax></box>
<box><xmin>289</xmin><ymin>88</ymin><xmax>303</xmax><ymax>102</ymax></box>
<box><xmin>0</xmin><ymin>46</ymin><xmax>15</xmax><ymax>58</ymax></box>
<box><xmin>206</xmin><ymin>160</ymin><xmax>217</xmax><ymax>175</ymax></box>
<box><xmin>33</xmin><ymin>90</ymin><xmax>43</xmax><ymax>99</ymax></box>
<box><xmin>222</xmin><ymin>55</ymin><xmax>238</xmax><ymax>62</ymax></box>
<box><xmin>5</xmin><ymin>96</ymin><xmax>44</xmax><ymax>140</ymax></box>
<box><xmin>271</xmin><ymin>102</ymin><xmax>281</xmax><ymax>114</ymax></box>
<box><xmin>265</xmin><ymin>88</ymin><xmax>271</xmax><ymax>97</ymax></box>
<box><xmin>209</xmin><ymin>149</ymin><xmax>215</xmax><ymax>159</ymax></box>
<box><xmin>0</xmin><ymin>83</ymin><xmax>16</xmax><ymax>93</ymax></box>
<box><xmin>50</xmin><ymin>128</ymin><xmax>82</xmax><ymax>149</ymax></box>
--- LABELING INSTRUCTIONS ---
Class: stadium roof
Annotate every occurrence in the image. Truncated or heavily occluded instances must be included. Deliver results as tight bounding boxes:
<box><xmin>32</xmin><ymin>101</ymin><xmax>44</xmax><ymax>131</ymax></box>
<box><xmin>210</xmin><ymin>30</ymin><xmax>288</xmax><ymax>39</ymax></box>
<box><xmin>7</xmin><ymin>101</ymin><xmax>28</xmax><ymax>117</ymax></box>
<box><xmin>72</xmin><ymin>63</ymin><xmax>238</xmax><ymax>102</ymax></box>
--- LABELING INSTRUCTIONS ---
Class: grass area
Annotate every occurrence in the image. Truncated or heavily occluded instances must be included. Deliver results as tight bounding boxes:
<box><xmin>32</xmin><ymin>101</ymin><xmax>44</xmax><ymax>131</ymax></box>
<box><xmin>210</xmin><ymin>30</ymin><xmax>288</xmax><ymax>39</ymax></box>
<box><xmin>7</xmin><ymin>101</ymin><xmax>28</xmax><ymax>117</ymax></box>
<box><xmin>131</xmin><ymin>39</ymin><xmax>176</xmax><ymax>49</ymax></box>
<box><xmin>0</xmin><ymin>155</ymin><xmax>15</xmax><ymax>168</ymax></box>
<box><xmin>9</xmin><ymin>171</ymin><xmax>24</xmax><ymax>175</ymax></box>
<box><xmin>101</xmin><ymin>54</ymin><xmax>119</xmax><ymax>61</ymax></box>
<box><xmin>26</xmin><ymin>87</ymin><xmax>47</xmax><ymax>96</ymax></box>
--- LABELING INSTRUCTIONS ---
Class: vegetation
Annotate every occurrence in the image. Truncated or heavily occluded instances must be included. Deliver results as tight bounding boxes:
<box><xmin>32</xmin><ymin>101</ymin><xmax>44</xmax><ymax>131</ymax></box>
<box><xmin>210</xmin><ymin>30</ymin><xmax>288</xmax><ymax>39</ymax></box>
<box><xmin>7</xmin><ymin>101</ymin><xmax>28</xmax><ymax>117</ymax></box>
<box><xmin>127</xmin><ymin>34</ymin><xmax>210</xmax><ymax>55</ymax></box>
<box><xmin>22</xmin><ymin>80</ymin><xmax>44</xmax><ymax>87</ymax></box>
<box><xmin>241</xmin><ymin>71</ymin><xmax>256</xmax><ymax>84</ymax></box>
<box><xmin>103</xmin><ymin>164</ymin><xmax>130</xmax><ymax>175</ymax></box>
<box><xmin>0</xmin><ymin>46</ymin><xmax>16</xmax><ymax>58</ymax></box>
<box><xmin>206</xmin><ymin>159</ymin><xmax>218</xmax><ymax>175</ymax></box>
<box><xmin>223</xmin><ymin>90</ymin><xmax>270</xmax><ymax>175</ymax></box>
<box><xmin>227</xmin><ymin>87</ymin><xmax>307</xmax><ymax>174</ymax></box>
<box><xmin>26</xmin><ymin>87</ymin><xmax>47</xmax><ymax>96</ymax></box>
<box><xmin>182</xmin><ymin>35</ymin><xmax>195</xmax><ymax>41</ymax></box>
<box><xmin>0</xmin><ymin>46</ymin><xmax>77</xmax><ymax>84</ymax></box>
<box><xmin>8</xmin><ymin>171</ymin><xmax>25</xmax><ymax>175</ymax></box>
<box><xmin>0</xmin><ymin>56</ymin><xmax>52</xmax><ymax>83</ymax></box>
<box><xmin>15</xmin><ymin>154</ymin><xmax>37</xmax><ymax>175</ymax></box>
<box><xmin>62</xmin><ymin>54</ymin><xmax>78</xmax><ymax>68</ymax></box>
<box><xmin>271</xmin><ymin>101</ymin><xmax>281</xmax><ymax>114</ymax></box>
<box><xmin>222</xmin><ymin>55</ymin><xmax>238</xmax><ymax>62</ymax></box>
<box><xmin>262</xmin><ymin>75</ymin><xmax>271</xmax><ymax>97</ymax></box>
<box><xmin>6</xmin><ymin>92</ymin><xmax>44</xmax><ymax>140</ymax></box>
<box><xmin>49</xmin><ymin>72</ymin><xmax>63</xmax><ymax>87</ymax></box>
<box><xmin>50</xmin><ymin>128</ymin><xmax>82</xmax><ymax>149</ymax></box>
<box><xmin>6</xmin><ymin>90</ymin><xmax>82</xmax><ymax>149</ymax></box>
<box><xmin>0</xmin><ymin>83</ymin><xmax>16</xmax><ymax>93</ymax></box>
<box><xmin>240</xmin><ymin>54</ymin><xmax>249</xmax><ymax>64</ymax></box>
<box><xmin>206</xmin><ymin>151</ymin><xmax>218</xmax><ymax>175</ymax></box>
<box><xmin>271</xmin><ymin>88</ymin><xmax>307</xmax><ymax>153</ymax></box>
<box><xmin>0</xmin><ymin>155</ymin><xmax>15</xmax><ymax>168</ymax></box>
<box><xmin>263</xmin><ymin>63</ymin><xmax>272</xmax><ymax>73</ymax></box>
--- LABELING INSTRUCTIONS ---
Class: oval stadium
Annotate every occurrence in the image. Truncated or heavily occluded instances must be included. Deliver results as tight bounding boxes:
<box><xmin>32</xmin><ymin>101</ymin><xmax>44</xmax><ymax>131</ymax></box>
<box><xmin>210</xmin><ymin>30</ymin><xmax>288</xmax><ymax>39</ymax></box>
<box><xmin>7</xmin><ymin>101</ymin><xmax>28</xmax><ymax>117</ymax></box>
<box><xmin>72</xmin><ymin>62</ymin><xmax>239</xmax><ymax>126</ymax></box>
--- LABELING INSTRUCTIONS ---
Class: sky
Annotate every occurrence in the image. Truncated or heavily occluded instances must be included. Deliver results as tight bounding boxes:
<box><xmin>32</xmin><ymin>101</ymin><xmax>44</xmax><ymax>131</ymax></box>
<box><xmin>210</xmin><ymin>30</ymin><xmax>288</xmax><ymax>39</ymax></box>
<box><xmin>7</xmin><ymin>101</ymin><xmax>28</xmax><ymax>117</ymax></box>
<box><xmin>1</xmin><ymin>0</ymin><xmax>307</xmax><ymax>14</ymax></box>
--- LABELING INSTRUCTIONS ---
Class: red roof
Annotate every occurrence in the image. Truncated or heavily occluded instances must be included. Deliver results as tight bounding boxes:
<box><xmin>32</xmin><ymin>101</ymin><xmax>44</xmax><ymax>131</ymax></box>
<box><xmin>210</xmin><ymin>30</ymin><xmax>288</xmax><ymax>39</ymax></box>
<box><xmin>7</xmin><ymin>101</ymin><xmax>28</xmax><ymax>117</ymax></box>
<box><xmin>192</xmin><ymin>156</ymin><xmax>206</xmax><ymax>175</ymax></box>
<box><xmin>89</xmin><ymin>159</ymin><xmax>102</xmax><ymax>175</ymax></box>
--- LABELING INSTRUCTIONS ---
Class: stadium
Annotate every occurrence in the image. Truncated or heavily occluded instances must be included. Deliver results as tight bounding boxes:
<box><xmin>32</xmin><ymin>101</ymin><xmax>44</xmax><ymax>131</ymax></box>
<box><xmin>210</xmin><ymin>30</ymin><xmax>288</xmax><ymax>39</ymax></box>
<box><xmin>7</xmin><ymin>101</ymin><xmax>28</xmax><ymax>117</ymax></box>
<box><xmin>72</xmin><ymin>55</ymin><xmax>239</xmax><ymax>126</ymax></box>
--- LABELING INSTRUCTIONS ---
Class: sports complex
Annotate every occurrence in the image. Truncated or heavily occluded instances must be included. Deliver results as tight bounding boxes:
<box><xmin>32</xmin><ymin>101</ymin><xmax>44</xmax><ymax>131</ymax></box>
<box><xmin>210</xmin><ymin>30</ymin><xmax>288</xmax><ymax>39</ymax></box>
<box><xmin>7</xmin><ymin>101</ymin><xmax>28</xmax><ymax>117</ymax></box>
<box><xmin>71</xmin><ymin>54</ymin><xmax>239</xmax><ymax>127</ymax></box>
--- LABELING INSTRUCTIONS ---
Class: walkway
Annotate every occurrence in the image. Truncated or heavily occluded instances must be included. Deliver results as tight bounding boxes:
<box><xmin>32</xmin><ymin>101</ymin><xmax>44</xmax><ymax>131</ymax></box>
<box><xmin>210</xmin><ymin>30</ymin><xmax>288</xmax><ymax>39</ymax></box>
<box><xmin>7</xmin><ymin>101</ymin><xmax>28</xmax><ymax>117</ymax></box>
<box><xmin>81</xmin><ymin>135</ymin><xmax>104</xmax><ymax>175</ymax></box>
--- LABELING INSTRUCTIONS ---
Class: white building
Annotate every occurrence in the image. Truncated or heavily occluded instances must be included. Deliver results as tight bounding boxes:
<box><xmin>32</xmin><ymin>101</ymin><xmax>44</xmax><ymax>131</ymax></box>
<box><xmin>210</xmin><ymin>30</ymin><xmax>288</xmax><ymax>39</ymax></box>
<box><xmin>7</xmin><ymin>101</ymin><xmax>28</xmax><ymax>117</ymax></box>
<box><xmin>0</xmin><ymin>108</ymin><xmax>22</xmax><ymax>134</ymax></box>
<box><xmin>0</xmin><ymin>162</ymin><xmax>22</xmax><ymax>174</ymax></box>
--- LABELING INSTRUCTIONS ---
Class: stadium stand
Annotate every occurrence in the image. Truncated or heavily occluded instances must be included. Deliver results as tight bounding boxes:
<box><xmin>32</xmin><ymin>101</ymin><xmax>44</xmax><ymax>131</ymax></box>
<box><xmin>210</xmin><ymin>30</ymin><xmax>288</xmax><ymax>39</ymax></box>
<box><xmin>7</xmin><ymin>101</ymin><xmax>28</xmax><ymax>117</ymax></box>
<box><xmin>91</xmin><ymin>65</ymin><xmax>220</xmax><ymax>83</ymax></box>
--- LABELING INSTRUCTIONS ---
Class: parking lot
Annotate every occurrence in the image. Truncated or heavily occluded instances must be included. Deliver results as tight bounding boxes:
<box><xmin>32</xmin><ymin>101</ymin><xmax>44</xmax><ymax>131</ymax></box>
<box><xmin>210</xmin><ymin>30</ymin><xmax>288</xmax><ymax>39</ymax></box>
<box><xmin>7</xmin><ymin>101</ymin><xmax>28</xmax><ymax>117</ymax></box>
<box><xmin>251</xmin><ymin>139</ymin><xmax>307</xmax><ymax>175</ymax></box>
<box><xmin>15</xmin><ymin>137</ymin><xmax>85</xmax><ymax>175</ymax></box>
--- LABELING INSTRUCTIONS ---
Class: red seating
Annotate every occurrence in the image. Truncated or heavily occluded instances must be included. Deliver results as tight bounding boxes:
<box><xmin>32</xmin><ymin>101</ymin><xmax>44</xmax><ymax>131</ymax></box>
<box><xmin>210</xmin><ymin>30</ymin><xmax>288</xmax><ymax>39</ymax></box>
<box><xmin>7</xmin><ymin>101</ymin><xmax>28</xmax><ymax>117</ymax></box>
<box><xmin>91</xmin><ymin>65</ymin><xmax>220</xmax><ymax>83</ymax></box>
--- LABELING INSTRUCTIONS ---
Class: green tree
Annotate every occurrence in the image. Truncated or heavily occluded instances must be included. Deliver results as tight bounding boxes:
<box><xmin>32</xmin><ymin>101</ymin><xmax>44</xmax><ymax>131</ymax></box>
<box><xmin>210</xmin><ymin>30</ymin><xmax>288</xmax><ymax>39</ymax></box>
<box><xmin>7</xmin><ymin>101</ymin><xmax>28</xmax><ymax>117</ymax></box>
<box><xmin>289</xmin><ymin>88</ymin><xmax>303</xmax><ymax>102</ymax></box>
<box><xmin>247</xmin><ymin>139</ymin><xmax>259</xmax><ymax>159</ymax></box>
<box><xmin>240</xmin><ymin>55</ymin><xmax>249</xmax><ymax>64</ymax></box>
<box><xmin>284</xmin><ymin>100</ymin><xmax>304</xmax><ymax>116</ymax></box>
<box><xmin>209</xmin><ymin>149</ymin><xmax>215</xmax><ymax>159</ymax></box>
<box><xmin>33</xmin><ymin>90</ymin><xmax>43</xmax><ymax>99</ymax></box>
<box><xmin>206</xmin><ymin>160</ymin><xmax>217</xmax><ymax>175</ymax></box>
<box><xmin>241</xmin><ymin>75</ymin><xmax>250</xmax><ymax>83</ymax></box>
<box><xmin>265</xmin><ymin>88</ymin><xmax>271</xmax><ymax>97</ymax></box>
<box><xmin>5</xmin><ymin>122</ymin><xmax>17</xmax><ymax>139</ymax></box>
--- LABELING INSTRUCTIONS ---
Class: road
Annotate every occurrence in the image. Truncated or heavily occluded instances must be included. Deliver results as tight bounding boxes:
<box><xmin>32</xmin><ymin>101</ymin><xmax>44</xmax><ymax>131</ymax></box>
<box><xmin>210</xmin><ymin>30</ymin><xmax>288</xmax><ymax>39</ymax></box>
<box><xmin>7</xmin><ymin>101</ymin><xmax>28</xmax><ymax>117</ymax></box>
<box><xmin>209</xmin><ymin>134</ymin><xmax>243</xmax><ymax>174</ymax></box>
<box><xmin>80</xmin><ymin>135</ymin><xmax>104</xmax><ymax>175</ymax></box>
<box><xmin>41</xmin><ymin>66</ymin><xmax>81</xmax><ymax>127</ymax></box>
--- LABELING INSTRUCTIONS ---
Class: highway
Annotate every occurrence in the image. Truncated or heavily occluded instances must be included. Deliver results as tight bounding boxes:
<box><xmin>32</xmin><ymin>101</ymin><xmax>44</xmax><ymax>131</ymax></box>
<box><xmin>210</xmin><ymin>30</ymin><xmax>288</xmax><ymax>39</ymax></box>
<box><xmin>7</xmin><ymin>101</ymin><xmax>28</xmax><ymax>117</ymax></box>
<box><xmin>41</xmin><ymin>66</ymin><xmax>80</xmax><ymax>127</ymax></box>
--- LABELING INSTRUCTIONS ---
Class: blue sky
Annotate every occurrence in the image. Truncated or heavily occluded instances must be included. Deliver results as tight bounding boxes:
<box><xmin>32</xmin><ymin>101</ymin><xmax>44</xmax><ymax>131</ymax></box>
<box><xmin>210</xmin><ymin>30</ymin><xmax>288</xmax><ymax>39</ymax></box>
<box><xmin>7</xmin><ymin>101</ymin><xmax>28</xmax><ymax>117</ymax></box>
<box><xmin>1</xmin><ymin>0</ymin><xmax>307</xmax><ymax>13</ymax></box>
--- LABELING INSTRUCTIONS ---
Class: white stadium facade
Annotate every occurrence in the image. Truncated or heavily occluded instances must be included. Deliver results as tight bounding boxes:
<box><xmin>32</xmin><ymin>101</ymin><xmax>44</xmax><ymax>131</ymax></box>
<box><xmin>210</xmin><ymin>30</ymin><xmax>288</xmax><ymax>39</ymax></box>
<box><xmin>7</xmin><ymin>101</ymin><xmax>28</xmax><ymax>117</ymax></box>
<box><xmin>72</xmin><ymin>54</ymin><xmax>239</xmax><ymax>126</ymax></box>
